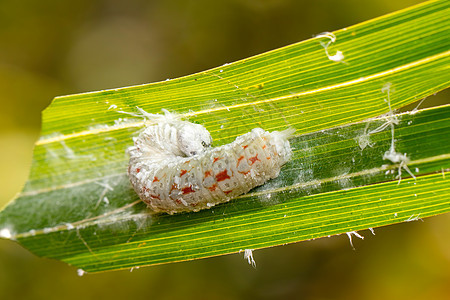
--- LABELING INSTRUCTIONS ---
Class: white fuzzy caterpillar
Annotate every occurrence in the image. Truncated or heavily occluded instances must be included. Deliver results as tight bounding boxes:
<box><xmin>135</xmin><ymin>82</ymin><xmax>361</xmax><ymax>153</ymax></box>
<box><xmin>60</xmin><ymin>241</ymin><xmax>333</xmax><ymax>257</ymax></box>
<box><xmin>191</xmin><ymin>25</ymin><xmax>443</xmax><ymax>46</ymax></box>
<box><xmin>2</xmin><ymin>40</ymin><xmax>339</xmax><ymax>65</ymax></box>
<box><xmin>127</xmin><ymin>110</ymin><xmax>294</xmax><ymax>214</ymax></box>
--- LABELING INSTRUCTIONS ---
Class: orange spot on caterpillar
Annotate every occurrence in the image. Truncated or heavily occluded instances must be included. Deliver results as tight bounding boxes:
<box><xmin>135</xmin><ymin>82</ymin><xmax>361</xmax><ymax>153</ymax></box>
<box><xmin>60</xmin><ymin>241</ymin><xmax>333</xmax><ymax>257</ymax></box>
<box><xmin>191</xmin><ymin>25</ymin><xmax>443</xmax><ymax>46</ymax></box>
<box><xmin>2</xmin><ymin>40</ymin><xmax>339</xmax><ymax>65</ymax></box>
<box><xmin>238</xmin><ymin>170</ymin><xmax>250</xmax><ymax>175</ymax></box>
<box><xmin>242</xmin><ymin>145</ymin><xmax>249</xmax><ymax>149</ymax></box>
<box><xmin>224</xmin><ymin>190</ymin><xmax>233</xmax><ymax>195</ymax></box>
<box><xmin>170</xmin><ymin>183</ymin><xmax>179</xmax><ymax>191</ymax></box>
<box><xmin>175</xmin><ymin>199</ymin><xmax>182</xmax><ymax>204</ymax></box>
<box><xmin>249</xmin><ymin>154</ymin><xmax>260</xmax><ymax>165</ymax></box>
<box><xmin>182</xmin><ymin>186</ymin><xmax>195</xmax><ymax>194</ymax></box>
<box><xmin>150</xmin><ymin>194</ymin><xmax>161</xmax><ymax>200</ymax></box>
<box><xmin>236</xmin><ymin>155</ymin><xmax>245</xmax><ymax>167</ymax></box>
<box><xmin>152</xmin><ymin>177</ymin><xmax>159</xmax><ymax>182</ymax></box>
<box><xmin>208</xmin><ymin>184</ymin><xmax>217</xmax><ymax>191</ymax></box>
<box><xmin>204</xmin><ymin>170</ymin><xmax>212</xmax><ymax>177</ymax></box>
<box><xmin>213</xmin><ymin>157</ymin><xmax>222</xmax><ymax>163</ymax></box>
<box><xmin>136</xmin><ymin>168</ymin><xmax>140</xmax><ymax>173</ymax></box>
<box><xmin>180</xmin><ymin>169</ymin><xmax>188</xmax><ymax>176</ymax></box>
<box><xmin>262</xmin><ymin>145</ymin><xmax>266</xmax><ymax>149</ymax></box>
<box><xmin>266</xmin><ymin>157</ymin><xmax>271</xmax><ymax>160</ymax></box>
<box><xmin>216</xmin><ymin>169</ymin><xmax>231</xmax><ymax>182</ymax></box>
<box><xmin>141</xmin><ymin>186</ymin><xmax>150</xmax><ymax>194</ymax></box>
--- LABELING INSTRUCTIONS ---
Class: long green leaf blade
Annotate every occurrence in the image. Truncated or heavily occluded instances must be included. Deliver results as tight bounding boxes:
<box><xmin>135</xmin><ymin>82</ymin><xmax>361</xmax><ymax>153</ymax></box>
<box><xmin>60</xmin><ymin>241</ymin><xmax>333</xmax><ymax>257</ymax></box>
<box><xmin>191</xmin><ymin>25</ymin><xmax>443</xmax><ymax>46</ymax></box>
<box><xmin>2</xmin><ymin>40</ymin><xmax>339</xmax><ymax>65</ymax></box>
<box><xmin>0</xmin><ymin>0</ymin><xmax>449</xmax><ymax>272</ymax></box>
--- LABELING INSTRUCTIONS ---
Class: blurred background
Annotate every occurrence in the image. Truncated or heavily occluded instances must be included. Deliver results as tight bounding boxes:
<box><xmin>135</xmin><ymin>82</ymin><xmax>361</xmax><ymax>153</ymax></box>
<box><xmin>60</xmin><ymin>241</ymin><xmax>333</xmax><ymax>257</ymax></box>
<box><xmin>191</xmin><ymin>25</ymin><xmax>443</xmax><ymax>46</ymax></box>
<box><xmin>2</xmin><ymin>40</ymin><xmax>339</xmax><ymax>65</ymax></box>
<box><xmin>0</xmin><ymin>0</ymin><xmax>449</xmax><ymax>299</ymax></box>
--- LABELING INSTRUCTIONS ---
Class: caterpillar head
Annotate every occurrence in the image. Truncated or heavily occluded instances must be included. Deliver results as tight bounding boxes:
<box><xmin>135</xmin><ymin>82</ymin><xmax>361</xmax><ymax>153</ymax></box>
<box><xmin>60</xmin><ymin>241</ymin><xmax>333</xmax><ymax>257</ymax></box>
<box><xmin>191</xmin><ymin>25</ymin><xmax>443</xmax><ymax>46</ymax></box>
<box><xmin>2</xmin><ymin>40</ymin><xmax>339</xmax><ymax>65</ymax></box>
<box><xmin>178</xmin><ymin>122</ymin><xmax>213</xmax><ymax>156</ymax></box>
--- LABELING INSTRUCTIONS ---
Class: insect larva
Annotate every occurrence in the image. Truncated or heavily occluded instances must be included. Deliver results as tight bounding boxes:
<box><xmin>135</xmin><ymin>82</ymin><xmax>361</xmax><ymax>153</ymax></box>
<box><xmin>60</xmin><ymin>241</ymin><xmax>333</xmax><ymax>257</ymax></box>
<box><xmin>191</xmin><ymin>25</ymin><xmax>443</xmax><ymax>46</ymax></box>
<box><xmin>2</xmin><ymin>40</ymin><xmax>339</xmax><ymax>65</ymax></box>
<box><xmin>127</xmin><ymin>110</ymin><xmax>294</xmax><ymax>214</ymax></box>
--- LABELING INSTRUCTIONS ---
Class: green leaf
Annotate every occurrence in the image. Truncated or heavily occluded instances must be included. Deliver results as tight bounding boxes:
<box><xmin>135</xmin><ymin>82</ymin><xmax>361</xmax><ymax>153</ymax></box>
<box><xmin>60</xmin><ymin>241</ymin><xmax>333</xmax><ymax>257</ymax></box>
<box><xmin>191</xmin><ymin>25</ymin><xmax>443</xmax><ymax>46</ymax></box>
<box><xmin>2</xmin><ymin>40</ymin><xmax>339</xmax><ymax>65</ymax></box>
<box><xmin>0</xmin><ymin>0</ymin><xmax>449</xmax><ymax>272</ymax></box>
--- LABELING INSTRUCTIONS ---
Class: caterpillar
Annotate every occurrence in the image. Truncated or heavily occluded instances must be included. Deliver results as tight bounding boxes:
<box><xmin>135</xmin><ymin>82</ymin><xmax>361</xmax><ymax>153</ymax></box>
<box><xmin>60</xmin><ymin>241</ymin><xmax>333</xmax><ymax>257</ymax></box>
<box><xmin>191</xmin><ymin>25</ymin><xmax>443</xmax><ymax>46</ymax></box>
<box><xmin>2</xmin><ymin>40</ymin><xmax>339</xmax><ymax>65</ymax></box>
<box><xmin>127</xmin><ymin>109</ymin><xmax>294</xmax><ymax>214</ymax></box>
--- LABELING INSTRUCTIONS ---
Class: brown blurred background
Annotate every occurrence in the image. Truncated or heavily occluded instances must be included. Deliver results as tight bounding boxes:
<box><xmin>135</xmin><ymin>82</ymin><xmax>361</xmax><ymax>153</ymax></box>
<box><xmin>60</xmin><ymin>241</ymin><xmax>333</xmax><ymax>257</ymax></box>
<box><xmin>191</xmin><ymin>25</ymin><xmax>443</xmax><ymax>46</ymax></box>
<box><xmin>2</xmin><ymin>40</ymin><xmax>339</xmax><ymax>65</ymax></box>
<box><xmin>0</xmin><ymin>0</ymin><xmax>449</xmax><ymax>299</ymax></box>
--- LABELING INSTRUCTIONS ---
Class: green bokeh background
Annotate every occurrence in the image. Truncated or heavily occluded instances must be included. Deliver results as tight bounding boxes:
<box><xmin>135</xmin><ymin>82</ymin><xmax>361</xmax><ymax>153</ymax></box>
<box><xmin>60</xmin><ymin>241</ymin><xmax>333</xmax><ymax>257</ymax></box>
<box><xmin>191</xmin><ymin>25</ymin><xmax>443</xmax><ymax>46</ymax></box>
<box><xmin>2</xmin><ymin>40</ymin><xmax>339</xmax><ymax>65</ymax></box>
<box><xmin>0</xmin><ymin>0</ymin><xmax>449</xmax><ymax>299</ymax></box>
